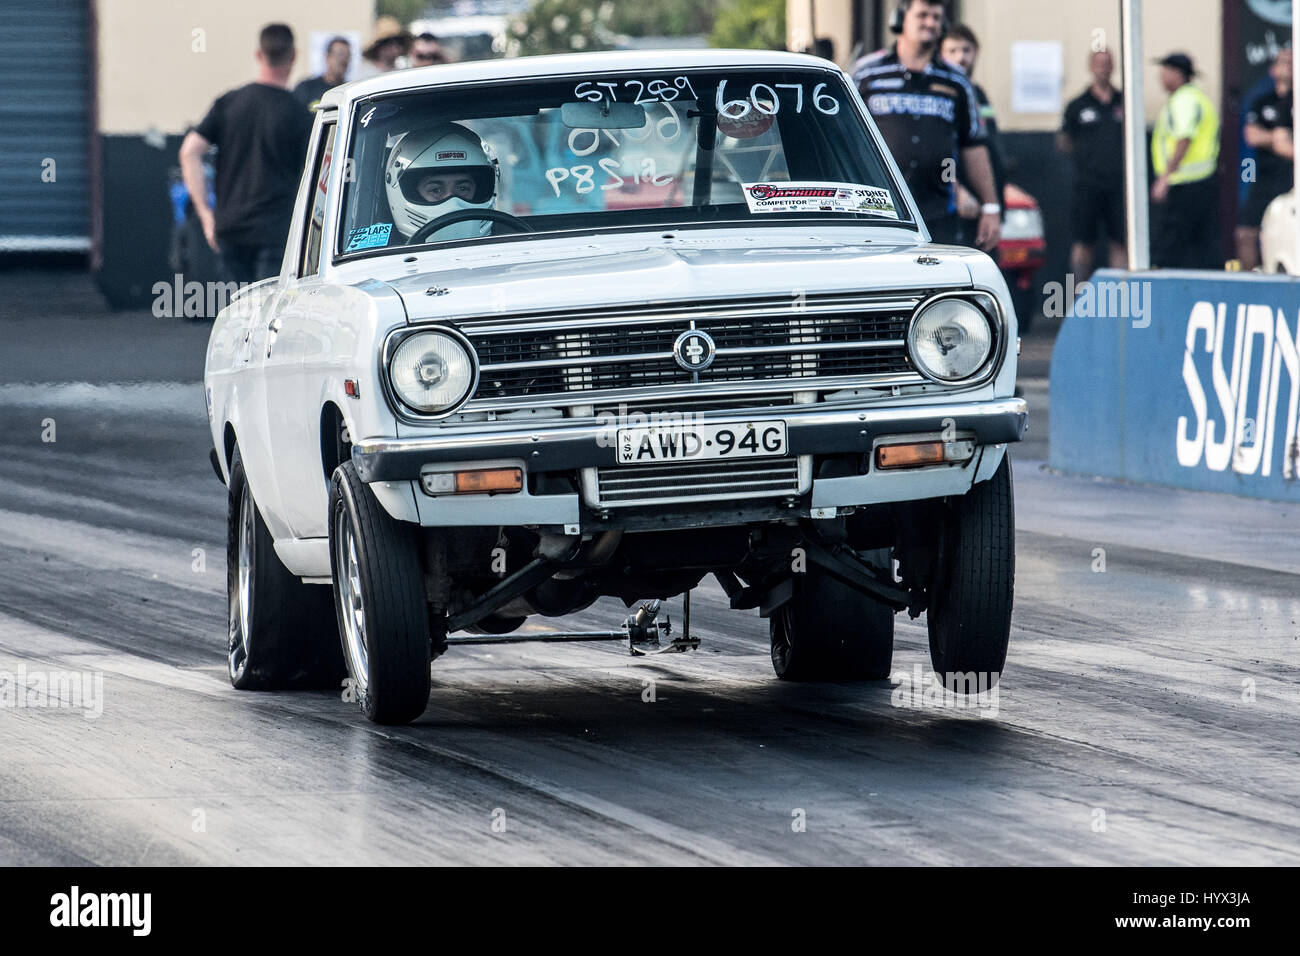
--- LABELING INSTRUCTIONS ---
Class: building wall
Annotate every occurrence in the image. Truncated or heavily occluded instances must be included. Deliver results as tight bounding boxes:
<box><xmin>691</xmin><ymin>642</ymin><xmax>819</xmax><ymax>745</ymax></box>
<box><xmin>97</xmin><ymin>0</ymin><xmax>374</xmax><ymax>136</ymax></box>
<box><xmin>786</xmin><ymin>0</ymin><xmax>1223</xmax><ymax>130</ymax></box>
<box><xmin>94</xmin><ymin>0</ymin><xmax>374</xmax><ymax>306</ymax></box>
<box><xmin>788</xmin><ymin>0</ymin><xmax>856</xmax><ymax>69</ymax></box>
<box><xmin>958</xmin><ymin>0</ymin><xmax>1222</xmax><ymax>131</ymax></box>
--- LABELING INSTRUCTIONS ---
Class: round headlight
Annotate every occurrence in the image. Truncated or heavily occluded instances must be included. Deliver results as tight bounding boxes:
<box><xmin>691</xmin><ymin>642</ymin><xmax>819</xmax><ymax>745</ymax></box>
<box><xmin>389</xmin><ymin>330</ymin><xmax>476</xmax><ymax>414</ymax></box>
<box><xmin>907</xmin><ymin>297</ymin><xmax>995</xmax><ymax>382</ymax></box>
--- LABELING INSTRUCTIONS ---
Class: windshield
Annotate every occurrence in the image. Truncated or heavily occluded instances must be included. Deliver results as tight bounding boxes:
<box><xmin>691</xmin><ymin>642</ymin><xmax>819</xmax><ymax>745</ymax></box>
<box><xmin>337</xmin><ymin>67</ymin><xmax>912</xmax><ymax>257</ymax></box>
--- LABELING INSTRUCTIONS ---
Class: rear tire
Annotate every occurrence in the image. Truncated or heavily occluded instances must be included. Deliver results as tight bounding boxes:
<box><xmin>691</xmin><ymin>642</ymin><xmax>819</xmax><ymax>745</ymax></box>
<box><xmin>329</xmin><ymin>461</ymin><xmax>433</xmax><ymax>725</ymax></box>
<box><xmin>770</xmin><ymin>550</ymin><xmax>896</xmax><ymax>681</ymax></box>
<box><xmin>927</xmin><ymin>455</ymin><xmax>1015</xmax><ymax>683</ymax></box>
<box><xmin>226</xmin><ymin>445</ymin><xmax>346</xmax><ymax>690</ymax></box>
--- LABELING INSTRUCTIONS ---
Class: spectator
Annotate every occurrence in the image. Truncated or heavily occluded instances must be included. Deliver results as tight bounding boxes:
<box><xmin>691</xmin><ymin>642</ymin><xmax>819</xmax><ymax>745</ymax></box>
<box><xmin>853</xmin><ymin>0</ymin><xmax>1001</xmax><ymax>249</ymax></box>
<box><xmin>1150</xmin><ymin>52</ymin><xmax>1222</xmax><ymax>270</ymax></box>
<box><xmin>409</xmin><ymin>33</ymin><xmax>449</xmax><ymax>67</ymax></box>
<box><xmin>1058</xmin><ymin>49</ymin><xmax>1127</xmax><ymax>281</ymax></box>
<box><xmin>941</xmin><ymin>24</ymin><xmax>1006</xmax><ymax>231</ymax></box>
<box><xmin>356</xmin><ymin>17</ymin><xmax>411</xmax><ymax>78</ymax></box>
<box><xmin>1236</xmin><ymin>47</ymin><xmax>1293</xmax><ymax>271</ymax></box>
<box><xmin>179</xmin><ymin>24</ymin><xmax>314</xmax><ymax>285</ymax></box>
<box><xmin>293</xmin><ymin>36</ymin><xmax>352</xmax><ymax>111</ymax></box>
<box><xmin>1237</xmin><ymin>72</ymin><xmax>1277</xmax><ymax>206</ymax></box>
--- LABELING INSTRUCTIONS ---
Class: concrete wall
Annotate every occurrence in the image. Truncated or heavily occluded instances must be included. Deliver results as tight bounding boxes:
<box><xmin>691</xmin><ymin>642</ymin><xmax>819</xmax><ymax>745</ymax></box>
<box><xmin>97</xmin><ymin>0</ymin><xmax>374</xmax><ymax>135</ymax></box>
<box><xmin>958</xmin><ymin>0</ymin><xmax>1222</xmax><ymax>131</ymax></box>
<box><xmin>1051</xmin><ymin>270</ymin><xmax>1300</xmax><ymax>500</ymax></box>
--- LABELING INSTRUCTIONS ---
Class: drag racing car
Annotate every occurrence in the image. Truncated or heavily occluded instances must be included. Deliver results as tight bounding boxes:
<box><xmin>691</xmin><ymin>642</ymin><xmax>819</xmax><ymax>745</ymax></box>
<box><xmin>204</xmin><ymin>50</ymin><xmax>1027</xmax><ymax>725</ymax></box>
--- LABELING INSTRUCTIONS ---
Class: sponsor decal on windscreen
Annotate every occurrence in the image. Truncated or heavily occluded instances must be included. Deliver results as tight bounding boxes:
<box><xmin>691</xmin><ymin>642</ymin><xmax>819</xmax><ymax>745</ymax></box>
<box><xmin>742</xmin><ymin>182</ymin><xmax>899</xmax><ymax>219</ymax></box>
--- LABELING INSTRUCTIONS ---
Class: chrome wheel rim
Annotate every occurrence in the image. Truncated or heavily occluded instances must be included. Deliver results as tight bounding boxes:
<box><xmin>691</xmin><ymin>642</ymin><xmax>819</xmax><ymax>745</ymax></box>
<box><xmin>230</xmin><ymin>479</ymin><xmax>254</xmax><ymax>677</ymax></box>
<box><xmin>334</xmin><ymin>507</ymin><xmax>369</xmax><ymax>689</ymax></box>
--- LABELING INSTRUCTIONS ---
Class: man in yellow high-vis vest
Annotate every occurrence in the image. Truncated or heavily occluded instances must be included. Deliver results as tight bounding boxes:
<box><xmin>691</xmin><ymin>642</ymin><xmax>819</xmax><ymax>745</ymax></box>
<box><xmin>1151</xmin><ymin>52</ymin><xmax>1222</xmax><ymax>269</ymax></box>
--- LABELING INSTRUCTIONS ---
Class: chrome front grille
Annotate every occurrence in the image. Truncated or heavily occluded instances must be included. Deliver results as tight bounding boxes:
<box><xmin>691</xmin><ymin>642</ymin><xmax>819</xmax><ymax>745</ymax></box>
<box><xmin>585</xmin><ymin>455</ymin><xmax>810</xmax><ymax>508</ymax></box>
<box><xmin>461</xmin><ymin>294</ymin><xmax>922</xmax><ymax>409</ymax></box>
<box><xmin>592</xmin><ymin>393</ymin><xmax>796</xmax><ymax>419</ymax></box>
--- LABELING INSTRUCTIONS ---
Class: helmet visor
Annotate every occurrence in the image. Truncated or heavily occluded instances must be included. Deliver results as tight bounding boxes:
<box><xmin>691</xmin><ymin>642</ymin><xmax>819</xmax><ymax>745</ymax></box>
<box><xmin>398</xmin><ymin>165</ymin><xmax>495</xmax><ymax>206</ymax></box>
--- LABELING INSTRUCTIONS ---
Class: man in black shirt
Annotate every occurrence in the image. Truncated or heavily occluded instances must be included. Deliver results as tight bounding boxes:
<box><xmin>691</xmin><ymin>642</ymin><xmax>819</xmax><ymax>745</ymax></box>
<box><xmin>852</xmin><ymin>0</ymin><xmax>1001</xmax><ymax>250</ymax></box>
<box><xmin>1058</xmin><ymin>49</ymin><xmax>1127</xmax><ymax>281</ymax></box>
<box><xmin>179</xmin><ymin>24</ymin><xmax>315</xmax><ymax>285</ymax></box>
<box><xmin>293</xmin><ymin>36</ymin><xmax>352</xmax><ymax>112</ymax></box>
<box><xmin>941</xmin><ymin>24</ymin><xmax>1005</xmax><ymax>229</ymax></box>
<box><xmin>1237</xmin><ymin>47</ymin><xmax>1293</xmax><ymax>271</ymax></box>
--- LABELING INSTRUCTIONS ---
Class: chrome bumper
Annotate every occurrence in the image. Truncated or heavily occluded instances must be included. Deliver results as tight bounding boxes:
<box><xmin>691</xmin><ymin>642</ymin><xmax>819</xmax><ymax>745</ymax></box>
<box><xmin>352</xmin><ymin>397</ymin><xmax>1028</xmax><ymax>483</ymax></box>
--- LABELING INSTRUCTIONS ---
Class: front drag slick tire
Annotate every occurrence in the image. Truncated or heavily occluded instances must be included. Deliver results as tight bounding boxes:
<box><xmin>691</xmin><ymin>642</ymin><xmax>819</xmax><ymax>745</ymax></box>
<box><xmin>770</xmin><ymin>555</ymin><xmax>896</xmax><ymax>681</ymax></box>
<box><xmin>926</xmin><ymin>455</ymin><xmax>1015</xmax><ymax>685</ymax></box>
<box><xmin>226</xmin><ymin>446</ymin><xmax>346</xmax><ymax>690</ymax></box>
<box><xmin>329</xmin><ymin>461</ymin><xmax>432</xmax><ymax>725</ymax></box>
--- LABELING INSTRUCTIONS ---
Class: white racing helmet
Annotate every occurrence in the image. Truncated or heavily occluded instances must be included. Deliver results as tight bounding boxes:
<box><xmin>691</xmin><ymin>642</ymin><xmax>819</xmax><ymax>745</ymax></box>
<box><xmin>384</xmin><ymin>122</ymin><xmax>498</xmax><ymax>240</ymax></box>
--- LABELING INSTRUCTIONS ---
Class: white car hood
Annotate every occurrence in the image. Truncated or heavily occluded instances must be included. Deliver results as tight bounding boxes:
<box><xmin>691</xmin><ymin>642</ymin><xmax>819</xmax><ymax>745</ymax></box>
<box><xmin>377</xmin><ymin>231</ymin><xmax>976</xmax><ymax>322</ymax></box>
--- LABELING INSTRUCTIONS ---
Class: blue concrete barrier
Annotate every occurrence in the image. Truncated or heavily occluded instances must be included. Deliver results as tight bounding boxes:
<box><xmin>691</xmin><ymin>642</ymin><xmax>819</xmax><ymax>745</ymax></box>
<box><xmin>1049</xmin><ymin>268</ymin><xmax>1300</xmax><ymax>502</ymax></box>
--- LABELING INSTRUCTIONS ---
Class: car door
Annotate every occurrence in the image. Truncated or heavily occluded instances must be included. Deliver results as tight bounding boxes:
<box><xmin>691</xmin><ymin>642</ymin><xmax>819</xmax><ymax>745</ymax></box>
<box><xmin>262</xmin><ymin>120</ymin><xmax>338</xmax><ymax>538</ymax></box>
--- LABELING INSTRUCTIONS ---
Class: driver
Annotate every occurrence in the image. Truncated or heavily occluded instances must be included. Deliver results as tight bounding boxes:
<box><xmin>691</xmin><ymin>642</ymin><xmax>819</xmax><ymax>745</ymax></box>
<box><xmin>383</xmin><ymin>122</ymin><xmax>499</xmax><ymax>243</ymax></box>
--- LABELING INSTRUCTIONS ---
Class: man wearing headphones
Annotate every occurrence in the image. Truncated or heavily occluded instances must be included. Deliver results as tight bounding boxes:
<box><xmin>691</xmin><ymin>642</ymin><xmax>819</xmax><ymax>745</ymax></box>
<box><xmin>852</xmin><ymin>0</ymin><xmax>1001</xmax><ymax>250</ymax></box>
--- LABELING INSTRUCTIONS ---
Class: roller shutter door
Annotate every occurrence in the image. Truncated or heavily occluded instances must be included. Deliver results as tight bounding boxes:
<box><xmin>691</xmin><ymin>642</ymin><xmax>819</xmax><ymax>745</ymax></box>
<box><xmin>0</xmin><ymin>1</ymin><xmax>91</xmax><ymax>251</ymax></box>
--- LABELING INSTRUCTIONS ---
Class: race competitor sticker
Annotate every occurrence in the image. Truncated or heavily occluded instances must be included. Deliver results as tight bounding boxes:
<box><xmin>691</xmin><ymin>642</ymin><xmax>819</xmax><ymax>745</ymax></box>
<box><xmin>742</xmin><ymin>182</ymin><xmax>899</xmax><ymax>219</ymax></box>
<box><xmin>345</xmin><ymin>222</ymin><xmax>393</xmax><ymax>251</ymax></box>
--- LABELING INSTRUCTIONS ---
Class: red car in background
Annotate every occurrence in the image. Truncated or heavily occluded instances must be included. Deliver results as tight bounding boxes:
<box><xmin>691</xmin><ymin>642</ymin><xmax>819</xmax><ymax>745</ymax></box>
<box><xmin>997</xmin><ymin>183</ymin><xmax>1046</xmax><ymax>333</ymax></box>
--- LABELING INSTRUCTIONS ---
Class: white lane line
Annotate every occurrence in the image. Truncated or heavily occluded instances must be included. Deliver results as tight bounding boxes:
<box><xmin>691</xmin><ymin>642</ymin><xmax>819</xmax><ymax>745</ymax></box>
<box><xmin>0</xmin><ymin>382</ymin><xmax>203</xmax><ymax>419</ymax></box>
<box><xmin>0</xmin><ymin>611</ymin><xmax>229</xmax><ymax>698</ymax></box>
<box><xmin>0</xmin><ymin>508</ymin><xmax>223</xmax><ymax>595</ymax></box>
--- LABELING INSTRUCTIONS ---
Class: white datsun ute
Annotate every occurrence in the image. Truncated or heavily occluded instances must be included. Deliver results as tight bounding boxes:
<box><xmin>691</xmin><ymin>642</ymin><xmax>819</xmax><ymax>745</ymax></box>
<box><xmin>205</xmin><ymin>50</ymin><xmax>1027</xmax><ymax>725</ymax></box>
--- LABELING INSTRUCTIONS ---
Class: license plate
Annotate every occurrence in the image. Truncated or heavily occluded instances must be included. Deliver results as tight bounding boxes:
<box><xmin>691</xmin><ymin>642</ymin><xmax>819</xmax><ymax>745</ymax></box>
<box><xmin>616</xmin><ymin>420</ymin><xmax>788</xmax><ymax>464</ymax></box>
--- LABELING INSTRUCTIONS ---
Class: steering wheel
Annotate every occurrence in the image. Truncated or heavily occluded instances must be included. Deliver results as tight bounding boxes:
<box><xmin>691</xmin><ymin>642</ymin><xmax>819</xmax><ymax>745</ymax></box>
<box><xmin>407</xmin><ymin>208</ymin><xmax>534</xmax><ymax>245</ymax></box>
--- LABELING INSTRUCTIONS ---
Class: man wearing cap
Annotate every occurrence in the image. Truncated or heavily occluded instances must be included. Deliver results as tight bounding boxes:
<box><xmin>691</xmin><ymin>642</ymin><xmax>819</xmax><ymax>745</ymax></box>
<box><xmin>1151</xmin><ymin>52</ymin><xmax>1222</xmax><ymax>269</ymax></box>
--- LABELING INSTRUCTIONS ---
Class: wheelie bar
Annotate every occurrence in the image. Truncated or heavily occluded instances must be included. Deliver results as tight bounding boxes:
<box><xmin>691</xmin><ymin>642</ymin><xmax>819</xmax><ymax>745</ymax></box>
<box><xmin>444</xmin><ymin>597</ymin><xmax>699</xmax><ymax>656</ymax></box>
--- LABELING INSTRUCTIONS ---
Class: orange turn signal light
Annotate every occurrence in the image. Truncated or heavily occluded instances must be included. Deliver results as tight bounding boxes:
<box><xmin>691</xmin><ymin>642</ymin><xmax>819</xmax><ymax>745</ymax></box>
<box><xmin>454</xmin><ymin>468</ymin><xmax>523</xmax><ymax>494</ymax></box>
<box><xmin>421</xmin><ymin>467</ymin><xmax>524</xmax><ymax>496</ymax></box>
<box><xmin>875</xmin><ymin>439</ymin><xmax>975</xmax><ymax>470</ymax></box>
<box><xmin>876</xmin><ymin>441</ymin><xmax>947</xmax><ymax>469</ymax></box>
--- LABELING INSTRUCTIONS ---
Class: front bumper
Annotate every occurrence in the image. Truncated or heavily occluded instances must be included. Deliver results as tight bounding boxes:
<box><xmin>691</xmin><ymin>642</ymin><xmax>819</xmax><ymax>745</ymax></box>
<box><xmin>352</xmin><ymin>397</ymin><xmax>1027</xmax><ymax>528</ymax></box>
<box><xmin>354</xmin><ymin>397</ymin><xmax>1027</xmax><ymax>480</ymax></box>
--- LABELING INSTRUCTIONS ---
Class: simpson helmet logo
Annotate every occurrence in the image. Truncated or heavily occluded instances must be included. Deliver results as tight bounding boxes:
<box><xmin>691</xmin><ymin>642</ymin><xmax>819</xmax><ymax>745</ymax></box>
<box><xmin>748</xmin><ymin>183</ymin><xmax>838</xmax><ymax>200</ymax></box>
<box><xmin>435</xmin><ymin>150</ymin><xmax>468</xmax><ymax>161</ymax></box>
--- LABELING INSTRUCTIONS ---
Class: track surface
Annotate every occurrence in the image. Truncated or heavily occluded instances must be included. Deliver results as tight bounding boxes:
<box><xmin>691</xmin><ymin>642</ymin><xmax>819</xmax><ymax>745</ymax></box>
<box><xmin>1</xmin><ymin>273</ymin><xmax>1297</xmax><ymax>865</ymax></box>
